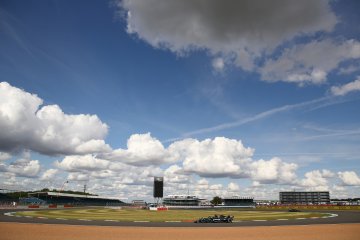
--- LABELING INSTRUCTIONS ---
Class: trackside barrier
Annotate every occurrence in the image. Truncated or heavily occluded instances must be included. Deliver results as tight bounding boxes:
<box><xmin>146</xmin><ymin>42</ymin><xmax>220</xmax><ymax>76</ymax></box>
<box><xmin>157</xmin><ymin>207</ymin><xmax>168</xmax><ymax>211</ymax></box>
<box><xmin>26</xmin><ymin>204</ymin><xmax>73</xmax><ymax>209</ymax></box>
<box><xmin>28</xmin><ymin>205</ymin><xmax>40</xmax><ymax>208</ymax></box>
<box><xmin>149</xmin><ymin>206</ymin><xmax>168</xmax><ymax>211</ymax></box>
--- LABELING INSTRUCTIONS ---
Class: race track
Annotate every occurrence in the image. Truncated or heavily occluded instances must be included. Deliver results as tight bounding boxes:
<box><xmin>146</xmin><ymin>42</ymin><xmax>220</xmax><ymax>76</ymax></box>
<box><xmin>1</xmin><ymin>209</ymin><xmax>359</xmax><ymax>227</ymax></box>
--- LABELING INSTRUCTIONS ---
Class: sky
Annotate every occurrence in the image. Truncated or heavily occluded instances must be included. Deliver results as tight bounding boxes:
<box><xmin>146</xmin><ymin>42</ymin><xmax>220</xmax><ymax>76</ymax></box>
<box><xmin>0</xmin><ymin>0</ymin><xmax>360</xmax><ymax>201</ymax></box>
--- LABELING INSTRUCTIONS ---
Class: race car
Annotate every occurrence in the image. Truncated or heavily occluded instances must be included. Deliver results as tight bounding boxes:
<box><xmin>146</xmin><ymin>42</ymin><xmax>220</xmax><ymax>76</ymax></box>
<box><xmin>194</xmin><ymin>214</ymin><xmax>234</xmax><ymax>223</ymax></box>
<box><xmin>288</xmin><ymin>208</ymin><xmax>301</xmax><ymax>212</ymax></box>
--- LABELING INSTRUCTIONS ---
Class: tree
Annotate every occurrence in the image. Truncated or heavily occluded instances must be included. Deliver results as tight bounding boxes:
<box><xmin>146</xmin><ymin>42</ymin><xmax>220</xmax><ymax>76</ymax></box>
<box><xmin>210</xmin><ymin>196</ymin><xmax>222</xmax><ymax>205</ymax></box>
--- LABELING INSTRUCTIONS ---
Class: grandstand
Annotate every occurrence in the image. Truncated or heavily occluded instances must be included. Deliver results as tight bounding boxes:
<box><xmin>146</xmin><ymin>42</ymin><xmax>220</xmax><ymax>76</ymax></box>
<box><xmin>26</xmin><ymin>192</ymin><xmax>127</xmax><ymax>206</ymax></box>
<box><xmin>0</xmin><ymin>192</ymin><xmax>17</xmax><ymax>203</ymax></box>
<box><xmin>222</xmin><ymin>196</ymin><xmax>255</xmax><ymax>207</ymax></box>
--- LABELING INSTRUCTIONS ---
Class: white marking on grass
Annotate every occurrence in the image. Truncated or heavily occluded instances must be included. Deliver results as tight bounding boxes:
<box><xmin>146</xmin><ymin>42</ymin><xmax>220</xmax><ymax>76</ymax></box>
<box><xmin>276</xmin><ymin>219</ymin><xmax>288</xmax><ymax>221</ymax></box>
<box><xmin>78</xmin><ymin>219</ymin><xmax>92</xmax><ymax>221</ymax></box>
<box><xmin>55</xmin><ymin>218</ymin><xmax>67</xmax><ymax>220</ymax></box>
<box><xmin>253</xmin><ymin>220</ymin><xmax>267</xmax><ymax>222</ymax></box>
<box><xmin>104</xmin><ymin>220</ymin><xmax>118</xmax><ymax>222</ymax></box>
<box><xmin>296</xmin><ymin>218</ymin><xmax>306</xmax><ymax>220</ymax></box>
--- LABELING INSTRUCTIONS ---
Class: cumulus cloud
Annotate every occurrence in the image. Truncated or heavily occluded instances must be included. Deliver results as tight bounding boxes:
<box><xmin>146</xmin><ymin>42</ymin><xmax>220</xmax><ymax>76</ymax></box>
<box><xmin>167</xmin><ymin>137</ymin><xmax>297</xmax><ymax>184</ymax></box>
<box><xmin>260</xmin><ymin>39</ymin><xmax>360</xmax><ymax>85</ymax></box>
<box><xmin>227</xmin><ymin>182</ymin><xmax>240</xmax><ymax>192</ymax></box>
<box><xmin>338</xmin><ymin>171</ymin><xmax>360</xmax><ymax>186</ymax></box>
<box><xmin>338</xmin><ymin>64</ymin><xmax>360</xmax><ymax>75</ymax></box>
<box><xmin>6</xmin><ymin>158</ymin><xmax>41</xmax><ymax>178</ymax></box>
<box><xmin>56</xmin><ymin>155</ymin><xmax>110</xmax><ymax>172</ymax></box>
<box><xmin>67</xmin><ymin>172</ymin><xmax>90</xmax><ymax>181</ymax></box>
<box><xmin>101</xmin><ymin>133</ymin><xmax>177</xmax><ymax>166</ymax></box>
<box><xmin>250</xmin><ymin>157</ymin><xmax>298</xmax><ymax>184</ymax></box>
<box><xmin>212</xmin><ymin>57</ymin><xmax>225</xmax><ymax>72</ymax></box>
<box><xmin>0</xmin><ymin>82</ymin><xmax>110</xmax><ymax>155</ymax></box>
<box><xmin>0</xmin><ymin>152</ymin><xmax>11</xmax><ymax>161</ymax></box>
<box><xmin>331</xmin><ymin>77</ymin><xmax>360</xmax><ymax>96</ymax></box>
<box><xmin>170</xmin><ymin>137</ymin><xmax>254</xmax><ymax>178</ymax></box>
<box><xmin>40</xmin><ymin>169</ymin><xmax>59</xmax><ymax>181</ymax></box>
<box><xmin>299</xmin><ymin>169</ymin><xmax>335</xmax><ymax>190</ymax></box>
<box><xmin>55</xmin><ymin>135</ymin><xmax>298</xmax><ymax>188</ymax></box>
<box><xmin>164</xmin><ymin>164</ymin><xmax>189</xmax><ymax>184</ymax></box>
<box><xmin>117</xmin><ymin>0</ymin><xmax>337</xmax><ymax>73</ymax></box>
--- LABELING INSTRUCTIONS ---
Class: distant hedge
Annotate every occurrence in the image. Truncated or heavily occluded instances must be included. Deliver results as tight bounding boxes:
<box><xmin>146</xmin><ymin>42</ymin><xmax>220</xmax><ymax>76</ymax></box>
<box><xmin>256</xmin><ymin>205</ymin><xmax>360</xmax><ymax>210</ymax></box>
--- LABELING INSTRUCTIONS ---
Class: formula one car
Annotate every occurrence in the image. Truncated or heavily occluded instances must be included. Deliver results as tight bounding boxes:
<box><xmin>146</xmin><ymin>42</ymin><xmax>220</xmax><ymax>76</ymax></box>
<box><xmin>288</xmin><ymin>208</ymin><xmax>301</xmax><ymax>212</ymax></box>
<box><xmin>194</xmin><ymin>215</ymin><xmax>234</xmax><ymax>223</ymax></box>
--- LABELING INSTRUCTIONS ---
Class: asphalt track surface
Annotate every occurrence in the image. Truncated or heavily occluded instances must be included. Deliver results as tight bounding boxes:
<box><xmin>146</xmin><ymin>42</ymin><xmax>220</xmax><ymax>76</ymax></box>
<box><xmin>1</xmin><ymin>209</ymin><xmax>359</xmax><ymax>227</ymax></box>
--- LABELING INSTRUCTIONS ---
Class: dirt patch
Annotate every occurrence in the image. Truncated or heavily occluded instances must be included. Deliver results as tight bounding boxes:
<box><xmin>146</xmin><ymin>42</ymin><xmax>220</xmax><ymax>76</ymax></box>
<box><xmin>1</xmin><ymin>222</ymin><xmax>360</xmax><ymax>240</ymax></box>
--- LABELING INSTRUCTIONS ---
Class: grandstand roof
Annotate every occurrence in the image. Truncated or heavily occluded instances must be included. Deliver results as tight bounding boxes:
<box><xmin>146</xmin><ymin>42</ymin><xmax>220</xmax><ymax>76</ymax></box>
<box><xmin>30</xmin><ymin>191</ymin><xmax>120</xmax><ymax>200</ymax></box>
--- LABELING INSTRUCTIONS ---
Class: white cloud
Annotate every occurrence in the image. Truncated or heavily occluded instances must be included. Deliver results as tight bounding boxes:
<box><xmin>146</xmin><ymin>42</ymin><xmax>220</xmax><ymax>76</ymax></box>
<box><xmin>260</xmin><ymin>39</ymin><xmax>360</xmax><ymax>85</ymax></box>
<box><xmin>331</xmin><ymin>77</ymin><xmax>360</xmax><ymax>96</ymax></box>
<box><xmin>7</xmin><ymin>158</ymin><xmax>41</xmax><ymax>178</ymax></box>
<box><xmin>56</xmin><ymin>155</ymin><xmax>110</xmax><ymax>172</ymax></box>
<box><xmin>209</xmin><ymin>184</ymin><xmax>223</xmax><ymax>191</ymax></box>
<box><xmin>117</xmin><ymin>0</ymin><xmax>360</xmax><ymax>89</ymax></box>
<box><xmin>167</xmin><ymin>137</ymin><xmax>297</xmax><ymax>185</ymax></box>
<box><xmin>117</xmin><ymin>0</ymin><xmax>336</xmax><ymax>72</ymax></box>
<box><xmin>101</xmin><ymin>133</ymin><xmax>176</xmax><ymax>166</ymax></box>
<box><xmin>164</xmin><ymin>164</ymin><xmax>189</xmax><ymax>184</ymax></box>
<box><xmin>212</xmin><ymin>57</ymin><xmax>225</xmax><ymax>72</ymax></box>
<box><xmin>338</xmin><ymin>64</ymin><xmax>360</xmax><ymax>75</ymax></box>
<box><xmin>67</xmin><ymin>172</ymin><xmax>90</xmax><ymax>181</ymax></box>
<box><xmin>40</xmin><ymin>169</ymin><xmax>58</xmax><ymax>181</ymax></box>
<box><xmin>227</xmin><ymin>182</ymin><xmax>240</xmax><ymax>192</ymax></box>
<box><xmin>171</xmin><ymin>137</ymin><xmax>253</xmax><ymax>178</ymax></box>
<box><xmin>300</xmin><ymin>169</ymin><xmax>335</xmax><ymax>190</ymax></box>
<box><xmin>0</xmin><ymin>82</ymin><xmax>111</xmax><ymax>155</ymax></box>
<box><xmin>250</xmin><ymin>157</ymin><xmax>298</xmax><ymax>184</ymax></box>
<box><xmin>338</xmin><ymin>171</ymin><xmax>360</xmax><ymax>186</ymax></box>
<box><xmin>0</xmin><ymin>152</ymin><xmax>11</xmax><ymax>161</ymax></box>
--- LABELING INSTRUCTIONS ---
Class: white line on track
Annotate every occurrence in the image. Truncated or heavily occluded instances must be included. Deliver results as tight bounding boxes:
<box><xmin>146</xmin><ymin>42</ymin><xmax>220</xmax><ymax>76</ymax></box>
<box><xmin>55</xmin><ymin>218</ymin><xmax>67</xmax><ymax>220</ymax></box>
<box><xmin>310</xmin><ymin>217</ymin><xmax>319</xmax><ymax>219</ymax></box>
<box><xmin>78</xmin><ymin>219</ymin><xmax>92</xmax><ymax>221</ymax></box>
<box><xmin>296</xmin><ymin>218</ymin><xmax>306</xmax><ymax>220</ymax></box>
<box><xmin>134</xmin><ymin>221</ymin><xmax>149</xmax><ymax>222</ymax></box>
<box><xmin>276</xmin><ymin>219</ymin><xmax>288</xmax><ymax>221</ymax></box>
<box><xmin>253</xmin><ymin>220</ymin><xmax>267</xmax><ymax>222</ymax></box>
<box><xmin>165</xmin><ymin>221</ymin><xmax>181</xmax><ymax>223</ymax></box>
<box><xmin>104</xmin><ymin>220</ymin><xmax>119</xmax><ymax>222</ymax></box>
<box><xmin>38</xmin><ymin>217</ymin><xmax>48</xmax><ymax>219</ymax></box>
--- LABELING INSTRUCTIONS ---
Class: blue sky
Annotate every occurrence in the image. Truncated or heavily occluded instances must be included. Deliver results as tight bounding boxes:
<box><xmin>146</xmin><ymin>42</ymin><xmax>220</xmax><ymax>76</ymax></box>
<box><xmin>0</xmin><ymin>0</ymin><xmax>360</xmax><ymax>200</ymax></box>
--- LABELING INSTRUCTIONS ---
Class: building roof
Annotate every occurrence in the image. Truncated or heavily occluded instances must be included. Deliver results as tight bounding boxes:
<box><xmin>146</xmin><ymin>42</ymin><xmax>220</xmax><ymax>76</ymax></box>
<box><xmin>31</xmin><ymin>191</ymin><xmax>120</xmax><ymax>200</ymax></box>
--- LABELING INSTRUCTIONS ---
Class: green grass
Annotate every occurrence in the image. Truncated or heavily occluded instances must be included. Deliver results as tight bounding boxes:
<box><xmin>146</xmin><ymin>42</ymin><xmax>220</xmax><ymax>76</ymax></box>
<box><xmin>14</xmin><ymin>208</ymin><xmax>330</xmax><ymax>222</ymax></box>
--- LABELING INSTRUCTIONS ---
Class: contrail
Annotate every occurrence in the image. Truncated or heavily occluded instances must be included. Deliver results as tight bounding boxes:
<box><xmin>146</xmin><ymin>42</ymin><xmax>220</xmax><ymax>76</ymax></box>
<box><xmin>164</xmin><ymin>96</ymin><xmax>337</xmax><ymax>143</ymax></box>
